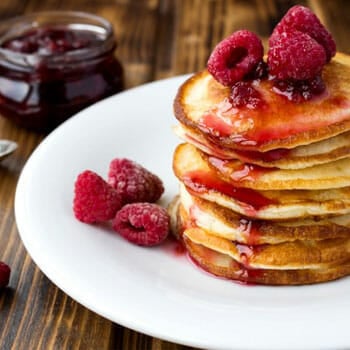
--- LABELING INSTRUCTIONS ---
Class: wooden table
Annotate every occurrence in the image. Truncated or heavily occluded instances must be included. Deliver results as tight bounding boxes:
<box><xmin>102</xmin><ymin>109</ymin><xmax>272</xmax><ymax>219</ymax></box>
<box><xmin>0</xmin><ymin>1</ymin><xmax>348</xmax><ymax>349</ymax></box>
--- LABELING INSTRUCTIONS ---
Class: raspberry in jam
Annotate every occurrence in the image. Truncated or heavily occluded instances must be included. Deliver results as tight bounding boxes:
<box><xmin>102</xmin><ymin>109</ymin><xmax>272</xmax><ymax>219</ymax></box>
<box><xmin>0</xmin><ymin>11</ymin><xmax>124</xmax><ymax>131</ymax></box>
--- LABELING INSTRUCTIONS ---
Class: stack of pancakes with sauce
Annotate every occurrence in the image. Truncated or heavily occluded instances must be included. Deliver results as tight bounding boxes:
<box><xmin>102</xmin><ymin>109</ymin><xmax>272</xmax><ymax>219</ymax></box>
<box><xmin>170</xmin><ymin>50</ymin><xmax>350</xmax><ymax>285</ymax></box>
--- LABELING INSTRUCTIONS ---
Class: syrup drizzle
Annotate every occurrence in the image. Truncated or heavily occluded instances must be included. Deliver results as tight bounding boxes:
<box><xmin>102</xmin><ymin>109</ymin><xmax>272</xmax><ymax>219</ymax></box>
<box><xmin>208</xmin><ymin>156</ymin><xmax>272</xmax><ymax>182</ymax></box>
<box><xmin>235</xmin><ymin>243</ymin><xmax>261</xmax><ymax>266</ymax></box>
<box><xmin>189</xmin><ymin>200</ymin><xmax>262</xmax><ymax>245</ymax></box>
<box><xmin>235</xmin><ymin>148</ymin><xmax>291</xmax><ymax>162</ymax></box>
<box><xmin>199</xmin><ymin>113</ymin><xmax>234</xmax><ymax>137</ymax></box>
<box><xmin>184</xmin><ymin>131</ymin><xmax>233</xmax><ymax>159</ymax></box>
<box><xmin>185</xmin><ymin>130</ymin><xmax>291</xmax><ymax>163</ymax></box>
<box><xmin>234</xmin><ymin>243</ymin><xmax>264</xmax><ymax>282</ymax></box>
<box><xmin>187</xmin><ymin>238</ymin><xmax>264</xmax><ymax>284</ymax></box>
<box><xmin>162</xmin><ymin>235</ymin><xmax>186</xmax><ymax>257</ymax></box>
<box><xmin>197</xmin><ymin>78</ymin><xmax>350</xmax><ymax>148</ymax></box>
<box><xmin>182</xmin><ymin>170</ymin><xmax>277</xmax><ymax>214</ymax></box>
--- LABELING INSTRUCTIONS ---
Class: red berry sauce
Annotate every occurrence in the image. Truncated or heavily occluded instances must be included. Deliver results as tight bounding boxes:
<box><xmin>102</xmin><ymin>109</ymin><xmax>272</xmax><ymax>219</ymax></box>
<box><xmin>238</xmin><ymin>218</ymin><xmax>262</xmax><ymax>245</ymax></box>
<box><xmin>231</xmin><ymin>81</ymin><xmax>264</xmax><ymax>109</ymax></box>
<box><xmin>184</xmin><ymin>128</ymin><xmax>291</xmax><ymax>163</ymax></box>
<box><xmin>182</xmin><ymin>170</ymin><xmax>277</xmax><ymax>216</ymax></box>
<box><xmin>187</xmin><ymin>239</ymin><xmax>264</xmax><ymax>284</ymax></box>
<box><xmin>198</xmin><ymin>77</ymin><xmax>350</xmax><ymax>149</ymax></box>
<box><xmin>234</xmin><ymin>148</ymin><xmax>291</xmax><ymax>163</ymax></box>
<box><xmin>207</xmin><ymin>156</ymin><xmax>273</xmax><ymax>182</ymax></box>
<box><xmin>162</xmin><ymin>235</ymin><xmax>187</xmax><ymax>257</ymax></box>
<box><xmin>235</xmin><ymin>243</ymin><xmax>262</xmax><ymax>266</ymax></box>
<box><xmin>272</xmin><ymin>75</ymin><xmax>326</xmax><ymax>103</ymax></box>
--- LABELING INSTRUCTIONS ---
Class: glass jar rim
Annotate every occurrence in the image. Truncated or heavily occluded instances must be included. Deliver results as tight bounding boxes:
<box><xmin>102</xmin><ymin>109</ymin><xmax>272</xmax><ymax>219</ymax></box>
<box><xmin>0</xmin><ymin>11</ymin><xmax>116</xmax><ymax>70</ymax></box>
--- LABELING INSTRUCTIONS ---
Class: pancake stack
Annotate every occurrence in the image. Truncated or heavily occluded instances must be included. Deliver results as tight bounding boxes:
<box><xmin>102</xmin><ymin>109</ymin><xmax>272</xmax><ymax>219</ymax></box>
<box><xmin>171</xmin><ymin>50</ymin><xmax>350</xmax><ymax>285</ymax></box>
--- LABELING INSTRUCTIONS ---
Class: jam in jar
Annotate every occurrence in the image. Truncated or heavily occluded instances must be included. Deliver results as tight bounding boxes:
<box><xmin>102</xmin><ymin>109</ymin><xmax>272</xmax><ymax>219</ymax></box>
<box><xmin>0</xmin><ymin>11</ymin><xmax>124</xmax><ymax>131</ymax></box>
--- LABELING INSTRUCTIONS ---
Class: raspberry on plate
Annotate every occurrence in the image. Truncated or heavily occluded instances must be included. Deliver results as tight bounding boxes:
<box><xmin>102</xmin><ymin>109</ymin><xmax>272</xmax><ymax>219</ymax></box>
<box><xmin>268</xmin><ymin>30</ymin><xmax>326</xmax><ymax>80</ymax></box>
<box><xmin>112</xmin><ymin>203</ymin><xmax>170</xmax><ymax>246</ymax></box>
<box><xmin>0</xmin><ymin>261</ymin><xmax>10</xmax><ymax>288</ymax></box>
<box><xmin>108</xmin><ymin>158</ymin><xmax>164</xmax><ymax>205</ymax></box>
<box><xmin>73</xmin><ymin>170</ymin><xmax>122</xmax><ymax>223</ymax></box>
<box><xmin>207</xmin><ymin>30</ymin><xmax>264</xmax><ymax>86</ymax></box>
<box><xmin>270</xmin><ymin>5</ymin><xmax>336</xmax><ymax>62</ymax></box>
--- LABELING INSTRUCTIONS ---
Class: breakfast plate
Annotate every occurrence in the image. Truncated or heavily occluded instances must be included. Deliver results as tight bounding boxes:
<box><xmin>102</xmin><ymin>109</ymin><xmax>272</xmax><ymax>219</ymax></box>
<box><xmin>15</xmin><ymin>76</ymin><xmax>350</xmax><ymax>350</ymax></box>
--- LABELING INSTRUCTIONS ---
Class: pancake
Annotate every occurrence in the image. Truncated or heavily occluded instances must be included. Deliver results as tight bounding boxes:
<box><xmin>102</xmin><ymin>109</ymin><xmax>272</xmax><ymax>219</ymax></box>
<box><xmin>179</xmin><ymin>188</ymin><xmax>350</xmax><ymax>244</ymax></box>
<box><xmin>174</xmin><ymin>123</ymin><xmax>350</xmax><ymax>170</ymax></box>
<box><xmin>174</xmin><ymin>53</ymin><xmax>350</xmax><ymax>152</ymax></box>
<box><xmin>173</xmin><ymin>145</ymin><xmax>350</xmax><ymax>219</ymax></box>
<box><xmin>184</xmin><ymin>237</ymin><xmax>350</xmax><ymax>285</ymax></box>
<box><xmin>177</xmin><ymin>142</ymin><xmax>350</xmax><ymax>190</ymax></box>
<box><xmin>184</xmin><ymin>227</ymin><xmax>350</xmax><ymax>270</ymax></box>
<box><xmin>171</xmin><ymin>44</ymin><xmax>350</xmax><ymax>284</ymax></box>
<box><xmin>168</xmin><ymin>198</ymin><xmax>350</xmax><ymax>284</ymax></box>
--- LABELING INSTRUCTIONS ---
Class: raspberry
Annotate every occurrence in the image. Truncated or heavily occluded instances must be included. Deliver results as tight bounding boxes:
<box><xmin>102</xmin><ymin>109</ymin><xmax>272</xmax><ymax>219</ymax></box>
<box><xmin>268</xmin><ymin>30</ymin><xmax>326</xmax><ymax>80</ymax></box>
<box><xmin>231</xmin><ymin>81</ymin><xmax>262</xmax><ymax>109</ymax></box>
<box><xmin>207</xmin><ymin>30</ymin><xmax>264</xmax><ymax>86</ymax></box>
<box><xmin>112</xmin><ymin>203</ymin><xmax>170</xmax><ymax>246</ymax></box>
<box><xmin>270</xmin><ymin>5</ymin><xmax>336</xmax><ymax>62</ymax></box>
<box><xmin>108</xmin><ymin>158</ymin><xmax>164</xmax><ymax>205</ymax></box>
<box><xmin>0</xmin><ymin>261</ymin><xmax>10</xmax><ymax>288</ymax></box>
<box><xmin>73</xmin><ymin>170</ymin><xmax>122</xmax><ymax>223</ymax></box>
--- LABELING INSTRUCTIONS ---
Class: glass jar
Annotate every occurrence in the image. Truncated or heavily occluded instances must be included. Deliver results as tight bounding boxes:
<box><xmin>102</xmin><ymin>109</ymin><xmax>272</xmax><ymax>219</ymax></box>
<box><xmin>0</xmin><ymin>11</ymin><xmax>124</xmax><ymax>132</ymax></box>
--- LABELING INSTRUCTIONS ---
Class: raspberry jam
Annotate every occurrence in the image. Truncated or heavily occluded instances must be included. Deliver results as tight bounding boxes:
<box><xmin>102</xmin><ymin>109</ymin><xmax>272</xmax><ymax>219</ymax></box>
<box><xmin>238</xmin><ymin>218</ymin><xmax>261</xmax><ymax>245</ymax></box>
<box><xmin>272</xmin><ymin>75</ymin><xmax>326</xmax><ymax>103</ymax></box>
<box><xmin>182</xmin><ymin>170</ymin><xmax>278</xmax><ymax>215</ymax></box>
<box><xmin>198</xmin><ymin>72</ymin><xmax>350</xmax><ymax>149</ymax></box>
<box><xmin>234</xmin><ymin>148</ymin><xmax>290</xmax><ymax>162</ymax></box>
<box><xmin>231</xmin><ymin>81</ymin><xmax>264</xmax><ymax>109</ymax></box>
<box><xmin>207</xmin><ymin>156</ymin><xmax>272</xmax><ymax>182</ymax></box>
<box><xmin>186</xmin><ymin>238</ymin><xmax>264</xmax><ymax>284</ymax></box>
<box><xmin>0</xmin><ymin>12</ymin><xmax>124</xmax><ymax>131</ymax></box>
<box><xmin>183</xmin><ymin>128</ymin><xmax>291</xmax><ymax>162</ymax></box>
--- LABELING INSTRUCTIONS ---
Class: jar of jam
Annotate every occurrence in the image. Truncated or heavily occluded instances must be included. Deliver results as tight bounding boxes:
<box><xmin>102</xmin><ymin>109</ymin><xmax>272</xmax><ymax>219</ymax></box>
<box><xmin>0</xmin><ymin>11</ymin><xmax>124</xmax><ymax>132</ymax></box>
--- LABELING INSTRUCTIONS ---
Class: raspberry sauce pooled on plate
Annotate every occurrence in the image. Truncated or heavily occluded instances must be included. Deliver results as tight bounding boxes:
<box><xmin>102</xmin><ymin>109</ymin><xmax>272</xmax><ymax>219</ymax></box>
<box><xmin>171</xmin><ymin>5</ymin><xmax>350</xmax><ymax>285</ymax></box>
<box><xmin>0</xmin><ymin>11</ymin><xmax>124</xmax><ymax>131</ymax></box>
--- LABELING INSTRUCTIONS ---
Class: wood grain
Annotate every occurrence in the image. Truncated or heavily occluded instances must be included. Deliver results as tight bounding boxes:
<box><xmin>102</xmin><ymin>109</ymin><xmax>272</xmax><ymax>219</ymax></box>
<box><xmin>0</xmin><ymin>1</ymin><xmax>348</xmax><ymax>349</ymax></box>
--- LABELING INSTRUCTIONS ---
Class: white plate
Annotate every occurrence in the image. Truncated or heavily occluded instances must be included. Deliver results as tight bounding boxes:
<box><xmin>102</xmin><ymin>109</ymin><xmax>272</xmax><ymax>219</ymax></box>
<box><xmin>15</xmin><ymin>76</ymin><xmax>350</xmax><ymax>350</ymax></box>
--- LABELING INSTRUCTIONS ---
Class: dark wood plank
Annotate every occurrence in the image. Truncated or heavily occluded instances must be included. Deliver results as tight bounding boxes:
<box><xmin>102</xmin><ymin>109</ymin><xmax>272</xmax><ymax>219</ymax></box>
<box><xmin>155</xmin><ymin>0</ymin><xmax>309</xmax><ymax>77</ymax></box>
<box><xmin>0</xmin><ymin>0</ymin><xmax>191</xmax><ymax>348</ymax></box>
<box><xmin>0</xmin><ymin>0</ymin><xmax>162</xmax><ymax>348</ymax></box>
<box><xmin>0</xmin><ymin>0</ymin><xmax>27</xmax><ymax>19</ymax></box>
